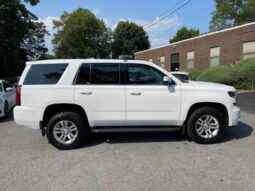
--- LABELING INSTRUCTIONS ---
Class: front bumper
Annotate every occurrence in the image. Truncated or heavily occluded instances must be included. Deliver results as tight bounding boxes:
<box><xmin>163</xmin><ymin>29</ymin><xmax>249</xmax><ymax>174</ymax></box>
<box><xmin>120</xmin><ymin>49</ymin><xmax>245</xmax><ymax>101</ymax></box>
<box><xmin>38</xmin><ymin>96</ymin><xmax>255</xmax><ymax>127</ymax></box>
<box><xmin>229</xmin><ymin>105</ymin><xmax>241</xmax><ymax>127</ymax></box>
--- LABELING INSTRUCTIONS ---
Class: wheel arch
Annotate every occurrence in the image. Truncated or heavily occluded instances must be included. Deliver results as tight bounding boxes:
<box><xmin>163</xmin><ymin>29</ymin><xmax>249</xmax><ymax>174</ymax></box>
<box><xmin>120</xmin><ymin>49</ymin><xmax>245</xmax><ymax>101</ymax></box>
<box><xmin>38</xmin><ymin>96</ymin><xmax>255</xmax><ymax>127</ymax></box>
<box><xmin>185</xmin><ymin>102</ymin><xmax>229</xmax><ymax>126</ymax></box>
<box><xmin>42</xmin><ymin>104</ymin><xmax>91</xmax><ymax>128</ymax></box>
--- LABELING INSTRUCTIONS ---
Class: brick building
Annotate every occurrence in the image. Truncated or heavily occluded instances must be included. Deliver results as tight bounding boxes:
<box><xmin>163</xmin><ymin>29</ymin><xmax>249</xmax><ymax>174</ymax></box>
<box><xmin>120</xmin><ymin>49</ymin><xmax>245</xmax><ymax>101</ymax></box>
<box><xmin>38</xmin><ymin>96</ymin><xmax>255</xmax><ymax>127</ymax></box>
<box><xmin>135</xmin><ymin>22</ymin><xmax>255</xmax><ymax>71</ymax></box>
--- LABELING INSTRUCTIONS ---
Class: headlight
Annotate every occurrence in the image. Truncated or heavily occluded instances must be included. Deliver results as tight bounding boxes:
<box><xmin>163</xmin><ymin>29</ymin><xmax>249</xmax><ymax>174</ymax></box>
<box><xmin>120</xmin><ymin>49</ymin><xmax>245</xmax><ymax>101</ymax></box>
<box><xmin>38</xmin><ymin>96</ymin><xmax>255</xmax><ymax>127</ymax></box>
<box><xmin>228</xmin><ymin>91</ymin><xmax>237</xmax><ymax>100</ymax></box>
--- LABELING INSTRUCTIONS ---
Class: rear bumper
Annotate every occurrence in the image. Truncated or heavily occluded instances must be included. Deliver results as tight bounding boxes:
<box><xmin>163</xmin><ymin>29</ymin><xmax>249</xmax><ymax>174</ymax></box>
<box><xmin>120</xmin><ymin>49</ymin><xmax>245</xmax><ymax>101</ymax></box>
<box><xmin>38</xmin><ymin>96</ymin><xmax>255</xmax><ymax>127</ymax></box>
<box><xmin>229</xmin><ymin>105</ymin><xmax>241</xmax><ymax>127</ymax></box>
<box><xmin>14</xmin><ymin>106</ymin><xmax>41</xmax><ymax>129</ymax></box>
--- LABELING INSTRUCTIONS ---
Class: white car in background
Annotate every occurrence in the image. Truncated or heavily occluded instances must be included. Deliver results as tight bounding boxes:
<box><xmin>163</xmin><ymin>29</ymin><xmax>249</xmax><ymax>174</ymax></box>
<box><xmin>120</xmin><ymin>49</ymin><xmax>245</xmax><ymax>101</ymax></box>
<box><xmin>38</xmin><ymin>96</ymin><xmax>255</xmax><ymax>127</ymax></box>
<box><xmin>170</xmin><ymin>71</ymin><xmax>191</xmax><ymax>81</ymax></box>
<box><xmin>0</xmin><ymin>80</ymin><xmax>16</xmax><ymax>118</ymax></box>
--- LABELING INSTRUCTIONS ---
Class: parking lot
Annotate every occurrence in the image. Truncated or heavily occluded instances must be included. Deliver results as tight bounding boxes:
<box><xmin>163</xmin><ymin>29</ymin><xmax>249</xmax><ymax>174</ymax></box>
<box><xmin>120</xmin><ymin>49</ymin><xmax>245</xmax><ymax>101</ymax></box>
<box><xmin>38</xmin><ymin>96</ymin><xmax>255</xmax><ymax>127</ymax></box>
<box><xmin>0</xmin><ymin>93</ymin><xmax>254</xmax><ymax>191</ymax></box>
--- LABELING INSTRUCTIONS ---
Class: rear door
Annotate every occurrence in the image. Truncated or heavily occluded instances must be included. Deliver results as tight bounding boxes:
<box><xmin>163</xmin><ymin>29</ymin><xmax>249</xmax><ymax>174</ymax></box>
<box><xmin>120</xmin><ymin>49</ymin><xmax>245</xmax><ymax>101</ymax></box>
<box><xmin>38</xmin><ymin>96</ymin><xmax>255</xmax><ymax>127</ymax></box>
<box><xmin>74</xmin><ymin>63</ymin><xmax>125</xmax><ymax>127</ymax></box>
<box><xmin>125</xmin><ymin>63</ymin><xmax>181</xmax><ymax>126</ymax></box>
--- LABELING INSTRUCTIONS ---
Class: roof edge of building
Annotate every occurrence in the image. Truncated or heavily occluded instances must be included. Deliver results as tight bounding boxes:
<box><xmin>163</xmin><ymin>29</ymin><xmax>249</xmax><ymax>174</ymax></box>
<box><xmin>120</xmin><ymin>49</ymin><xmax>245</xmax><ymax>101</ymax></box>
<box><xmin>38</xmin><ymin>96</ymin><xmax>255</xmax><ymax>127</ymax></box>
<box><xmin>135</xmin><ymin>22</ymin><xmax>255</xmax><ymax>55</ymax></box>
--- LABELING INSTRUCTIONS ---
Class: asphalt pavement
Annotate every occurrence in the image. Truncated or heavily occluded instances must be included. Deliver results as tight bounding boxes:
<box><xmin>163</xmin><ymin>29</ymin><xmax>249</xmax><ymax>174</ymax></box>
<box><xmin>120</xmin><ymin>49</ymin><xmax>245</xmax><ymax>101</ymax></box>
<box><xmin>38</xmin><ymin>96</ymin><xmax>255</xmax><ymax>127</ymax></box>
<box><xmin>238</xmin><ymin>92</ymin><xmax>255</xmax><ymax>114</ymax></box>
<box><xmin>0</xmin><ymin>93</ymin><xmax>254</xmax><ymax>191</ymax></box>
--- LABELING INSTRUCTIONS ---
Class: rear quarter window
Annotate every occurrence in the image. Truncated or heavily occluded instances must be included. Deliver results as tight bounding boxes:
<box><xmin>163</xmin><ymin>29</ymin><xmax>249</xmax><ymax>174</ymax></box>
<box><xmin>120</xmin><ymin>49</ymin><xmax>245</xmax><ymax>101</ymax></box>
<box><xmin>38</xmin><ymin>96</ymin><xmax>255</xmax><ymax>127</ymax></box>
<box><xmin>24</xmin><ymin>64</ymin><xmax>68</xmax><ymax>85</ymax></box>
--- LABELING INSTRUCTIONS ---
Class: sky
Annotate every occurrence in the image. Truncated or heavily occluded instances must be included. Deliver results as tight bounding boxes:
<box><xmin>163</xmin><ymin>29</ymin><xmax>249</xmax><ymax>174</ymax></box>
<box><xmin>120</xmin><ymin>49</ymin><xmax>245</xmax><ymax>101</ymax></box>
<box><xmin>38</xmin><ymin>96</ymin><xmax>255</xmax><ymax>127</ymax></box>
<box><xmin>27</xmin><ymin>0</ymin><xmax>215</xmax><ymax>54</ymax></box>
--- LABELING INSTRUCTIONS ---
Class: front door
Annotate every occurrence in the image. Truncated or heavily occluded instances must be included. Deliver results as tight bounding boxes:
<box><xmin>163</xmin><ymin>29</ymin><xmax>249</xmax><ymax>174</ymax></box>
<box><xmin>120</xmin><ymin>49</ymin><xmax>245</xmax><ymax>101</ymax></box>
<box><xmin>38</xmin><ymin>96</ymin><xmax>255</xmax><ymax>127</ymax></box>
<box><xmin>74</xmin><ymin>63</ymin><xmax>125</xmax><ymax>127</ymax></box>
<box><xmin>125</xmin><ymin>64</ymin><xmax>181</xmax><ymax>126</ymax></box>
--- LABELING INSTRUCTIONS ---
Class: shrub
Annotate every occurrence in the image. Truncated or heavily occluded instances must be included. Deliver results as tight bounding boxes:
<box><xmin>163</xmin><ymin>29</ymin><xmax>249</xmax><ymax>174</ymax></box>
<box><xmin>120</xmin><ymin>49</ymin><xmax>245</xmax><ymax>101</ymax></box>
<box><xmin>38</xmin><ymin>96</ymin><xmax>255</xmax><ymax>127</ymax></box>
<box><xmin>231</xmin><ymin>58</ymin><xmax>255</xmax><ymax>90</ymax></box>
<box><xmin>197</xmin><ymin>65</ymin><xmax>232</xmax><ymax>84</ymax></box>
<box><xmin>183</xmin><ymin>68</ymin><xmax>202</xmax><ymax>80</ymax></box>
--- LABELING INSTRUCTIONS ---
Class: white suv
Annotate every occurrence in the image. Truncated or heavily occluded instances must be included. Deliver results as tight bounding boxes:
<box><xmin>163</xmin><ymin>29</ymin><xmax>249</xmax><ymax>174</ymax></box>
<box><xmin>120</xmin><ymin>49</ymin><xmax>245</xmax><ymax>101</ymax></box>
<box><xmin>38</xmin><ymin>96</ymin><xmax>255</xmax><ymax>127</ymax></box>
<box><xmin>14</xmin><ymin>59</ymin><xmax>240</xmax><ymax>149</ymax></box>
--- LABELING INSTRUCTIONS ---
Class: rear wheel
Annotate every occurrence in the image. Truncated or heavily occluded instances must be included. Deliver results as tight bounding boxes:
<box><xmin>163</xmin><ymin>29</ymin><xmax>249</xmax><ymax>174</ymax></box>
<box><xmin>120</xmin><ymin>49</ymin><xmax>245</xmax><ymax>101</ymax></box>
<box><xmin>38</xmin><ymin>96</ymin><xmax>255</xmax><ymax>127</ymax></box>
<box><xmin>187</xmin><ymin>107</ymin><xmax>225</xmax><ymax>144</ymax></box>
<box><xmin>46</xmin><ymin>112</ymin><xmax>88</xmax><ymax>150</ymax></box>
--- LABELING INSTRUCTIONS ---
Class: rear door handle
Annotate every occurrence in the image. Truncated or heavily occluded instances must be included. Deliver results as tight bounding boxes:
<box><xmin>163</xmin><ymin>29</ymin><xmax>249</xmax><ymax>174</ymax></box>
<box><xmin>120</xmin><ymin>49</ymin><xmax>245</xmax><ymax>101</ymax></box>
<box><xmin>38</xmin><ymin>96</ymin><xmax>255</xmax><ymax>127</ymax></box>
<box><xmin>80</xmin><ymin>91</ymin><xmax>92</xmax><ymax>95</ymax></box>
<box><xmin>129</xmin><ymin>92</ymin><xmax>142</xmax><ymax>96</ymax></box>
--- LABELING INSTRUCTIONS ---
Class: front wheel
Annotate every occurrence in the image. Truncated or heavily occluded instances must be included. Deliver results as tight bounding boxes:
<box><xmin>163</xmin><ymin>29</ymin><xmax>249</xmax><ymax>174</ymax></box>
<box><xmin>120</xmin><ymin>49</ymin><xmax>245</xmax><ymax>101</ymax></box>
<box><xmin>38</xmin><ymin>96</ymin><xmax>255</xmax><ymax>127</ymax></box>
<box><xmin>46</xmin><ymin>112</ymin><xmax>88</xmax><ymax>150</ymax></box>
<box><xmin>187</xmin><ymin>107</ymin><xmax>225</xmax><ymax>144</ymax></box>
<box><xmin>3</xmin><ymin>101</ymin><xmax>9</xmax><ymax>118</ymax></box>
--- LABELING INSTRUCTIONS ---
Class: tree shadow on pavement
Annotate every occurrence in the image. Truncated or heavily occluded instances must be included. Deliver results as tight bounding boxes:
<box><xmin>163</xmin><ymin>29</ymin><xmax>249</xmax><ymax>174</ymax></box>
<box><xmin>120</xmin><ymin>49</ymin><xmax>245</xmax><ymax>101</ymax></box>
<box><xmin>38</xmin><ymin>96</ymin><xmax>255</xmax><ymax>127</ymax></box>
<box><xmin>85</xmin><ymin>122</ymin><xmax>253</xmax><ymax>147</ymax></box>
<box><xmin>222</xmin><ymin>121</ymin><xmax>253</xmax><ymax>142</ymax></box>
<box><xmin>85</xmin><ymin>131</ymin><xmax>188</xmax><ymax>147</ymax></box>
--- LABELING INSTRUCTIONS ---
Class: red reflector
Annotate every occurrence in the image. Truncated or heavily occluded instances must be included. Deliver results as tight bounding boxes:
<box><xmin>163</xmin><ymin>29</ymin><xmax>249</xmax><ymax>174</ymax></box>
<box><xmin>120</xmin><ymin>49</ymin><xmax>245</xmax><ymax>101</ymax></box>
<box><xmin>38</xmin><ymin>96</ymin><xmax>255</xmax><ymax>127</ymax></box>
<box><xmin>16</xmin><ymin>85</ymin><xmax>22</xmax><ymax>106</ymax></box>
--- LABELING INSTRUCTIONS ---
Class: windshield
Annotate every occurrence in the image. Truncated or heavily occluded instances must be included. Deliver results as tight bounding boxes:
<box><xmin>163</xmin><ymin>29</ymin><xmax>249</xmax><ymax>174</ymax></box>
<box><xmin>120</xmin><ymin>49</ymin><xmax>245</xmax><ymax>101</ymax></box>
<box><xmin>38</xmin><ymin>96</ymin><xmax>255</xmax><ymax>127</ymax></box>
<box><xmin>172</xmin><ymin>74</ymin><xmax>190</xmax><ymax>82</ymax></box>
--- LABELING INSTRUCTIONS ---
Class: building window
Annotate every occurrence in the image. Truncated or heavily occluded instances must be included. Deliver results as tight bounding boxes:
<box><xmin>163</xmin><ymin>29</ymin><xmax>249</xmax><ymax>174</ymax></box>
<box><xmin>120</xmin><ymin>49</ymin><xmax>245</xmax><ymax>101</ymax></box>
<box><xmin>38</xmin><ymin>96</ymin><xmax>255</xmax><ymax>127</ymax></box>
<box><xmin>210</xmin><ymin>47</ymin><xmax>220</xmax><ymax>67</ymax></box>
<box><xmin>159</xmin><ymin>56</ymin><xmax>165</xmax><ymax>63</ymax></box>
<box><xmin>159</xmin><ymin>56</ymin><xmax>165</xmax><ymax>68</ymax></box>
<box><xmin>243</xmin><ymin>41</ymin><xmax>255</xmax><ymax>59</ymax></box>
<box><xmin>187</xmin><ymin>51</ymin><xmax>194</xmax><ymax>68</ymax></box>
<box><xmin>148</xmin><ymin>58</ymin><xmax>153</xmax><ymax>63</ymax></box>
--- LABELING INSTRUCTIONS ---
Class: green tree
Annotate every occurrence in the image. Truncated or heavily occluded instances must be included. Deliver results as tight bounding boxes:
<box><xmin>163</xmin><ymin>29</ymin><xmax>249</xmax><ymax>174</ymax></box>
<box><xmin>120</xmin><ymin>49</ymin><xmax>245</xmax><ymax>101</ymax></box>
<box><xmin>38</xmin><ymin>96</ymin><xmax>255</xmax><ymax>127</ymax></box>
<box><xmin>112</xmin><ymin>21</ymin><xmax>150</xmax><ymax>59</ymax></box>
<box><xmin>52</xmin><ymin>8</ymin><xmax>112</xmax><ymax>59</ymax></box>
<box><xmin>209</xmin><ymin>0</ymin><xmax>255</xmax><ymax>32</ymax></box>
<box><xmin>22</xmin><ymin>22</ymin><xmax>49</xmax><ymax>60</ymax></box>
<box><xmin>0</xmin><ymin>0</ymin><xmax>48</xmax><ymax>78</ymax></box>
<box><xmin>169</xmin><ymin>27</ymin><xmax>200</xmax><ymax>43</ymax></box>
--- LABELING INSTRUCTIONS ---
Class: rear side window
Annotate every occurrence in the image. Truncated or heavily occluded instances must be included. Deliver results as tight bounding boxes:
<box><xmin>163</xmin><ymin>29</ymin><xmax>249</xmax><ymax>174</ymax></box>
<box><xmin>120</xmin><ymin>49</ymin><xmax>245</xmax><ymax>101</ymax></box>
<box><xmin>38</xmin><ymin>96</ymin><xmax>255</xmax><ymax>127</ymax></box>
<box><xmin>75</xmin><ymin>64</ymin><xmax>90</xmax><ymax>84</ymax></box>
<box><xmin>75</xmin><ymin>63</ymin><xmax>120</xmax><ymax>85</ymax></box>
<box><xmin>24</xmin><ymin>64</ymin><xmax>68</xmax><ymax>85</ymax></box>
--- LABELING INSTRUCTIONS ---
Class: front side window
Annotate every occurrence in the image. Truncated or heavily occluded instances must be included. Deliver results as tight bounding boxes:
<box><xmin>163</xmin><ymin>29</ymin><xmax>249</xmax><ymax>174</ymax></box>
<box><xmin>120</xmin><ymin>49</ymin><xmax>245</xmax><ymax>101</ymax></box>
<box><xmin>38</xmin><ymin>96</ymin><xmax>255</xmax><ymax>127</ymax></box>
<box><xmin>24</xmin><ymin>64</ymin><xmax>68</xmax><ymax>85</ymax></box>
<box><xmin>0</xmin><ymin>83</ymin><xmax>3</xmax><ymax>92</ymax></box>
<box><xmin>91</xmin><ymin>64</ymin><xmax>120</xmax><ymax>84</ymax></box>
<box><xmin>127</xmin><ymin>64</ymin><xmax>164</xmax><ymax>85</ymax></box>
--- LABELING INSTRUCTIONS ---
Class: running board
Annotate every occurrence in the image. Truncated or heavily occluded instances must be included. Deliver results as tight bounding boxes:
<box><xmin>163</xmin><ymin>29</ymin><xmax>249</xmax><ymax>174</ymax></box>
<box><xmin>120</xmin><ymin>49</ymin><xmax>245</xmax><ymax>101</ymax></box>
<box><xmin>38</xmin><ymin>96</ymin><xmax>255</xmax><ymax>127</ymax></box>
<box><xmin>92</xmin><ymin>126</ymin><xmax>181</xmax><ymax>133</ymax></box>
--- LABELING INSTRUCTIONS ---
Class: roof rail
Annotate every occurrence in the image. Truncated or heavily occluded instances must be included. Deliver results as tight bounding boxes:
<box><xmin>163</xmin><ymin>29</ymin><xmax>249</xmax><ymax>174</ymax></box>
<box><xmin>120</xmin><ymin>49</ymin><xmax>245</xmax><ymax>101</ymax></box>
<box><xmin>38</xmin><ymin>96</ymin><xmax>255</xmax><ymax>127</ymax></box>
<box><xmin>119</xmin><ymin>55</ymin><xmax>133</xmax><ymax>60</ymax></box>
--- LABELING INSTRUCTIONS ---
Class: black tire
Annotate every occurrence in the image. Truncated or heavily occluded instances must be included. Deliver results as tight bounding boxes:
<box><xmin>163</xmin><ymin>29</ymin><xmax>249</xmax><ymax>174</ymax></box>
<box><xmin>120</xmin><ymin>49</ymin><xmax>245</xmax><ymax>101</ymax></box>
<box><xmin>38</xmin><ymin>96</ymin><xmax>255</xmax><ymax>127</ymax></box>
<box><xmin>187</xmin><ymin>107</ymin><xmax>225</xmax><ymax>144</ymax></box>
<box><xmin>3</xmin><ymin>101</ymin><xmax>9</xmax><ymax>118</ymax></box>
<box><xmin>46</xmin><ymin>112</ymin><xmax>88</xmax><ymax>150</ymax></box>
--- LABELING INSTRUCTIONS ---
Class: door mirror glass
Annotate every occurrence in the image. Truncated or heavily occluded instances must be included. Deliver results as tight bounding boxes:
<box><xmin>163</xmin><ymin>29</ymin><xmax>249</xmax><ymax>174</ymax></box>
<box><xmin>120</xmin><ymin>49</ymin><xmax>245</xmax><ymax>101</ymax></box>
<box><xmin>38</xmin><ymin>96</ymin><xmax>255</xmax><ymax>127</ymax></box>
<box><xmin>163</xmin><ymin>76</ymin><xmax>172</xmax><ymax>86</ymax></box>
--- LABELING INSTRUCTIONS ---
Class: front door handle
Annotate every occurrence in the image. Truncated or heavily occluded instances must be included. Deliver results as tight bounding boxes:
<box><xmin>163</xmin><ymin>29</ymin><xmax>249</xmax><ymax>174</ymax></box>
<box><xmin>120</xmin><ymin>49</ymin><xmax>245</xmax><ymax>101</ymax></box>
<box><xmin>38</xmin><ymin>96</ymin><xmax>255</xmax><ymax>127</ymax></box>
<box><xmin>129</xmin><ymin>92</ymin><xmax>142</xmax><ymax>96</ymax></box>
<box><xmin>80</xmin><ymin>91</ymin><xmax>92</xmax><ymax>95</ymax></box>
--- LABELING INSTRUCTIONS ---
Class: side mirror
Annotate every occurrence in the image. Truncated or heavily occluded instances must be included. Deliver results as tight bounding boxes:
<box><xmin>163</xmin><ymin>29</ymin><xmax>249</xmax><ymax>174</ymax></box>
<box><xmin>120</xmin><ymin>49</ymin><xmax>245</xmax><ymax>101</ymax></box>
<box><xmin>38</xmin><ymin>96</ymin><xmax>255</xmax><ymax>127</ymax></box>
<box><xmin>6</xmin><ymin>87</ymin><xmax>13</xmax><ymax>92</ymax></box>
<box><xmin>163</xmin><ymin>76</ymin><xmax>172</xmax><ymax>86</ymax></box>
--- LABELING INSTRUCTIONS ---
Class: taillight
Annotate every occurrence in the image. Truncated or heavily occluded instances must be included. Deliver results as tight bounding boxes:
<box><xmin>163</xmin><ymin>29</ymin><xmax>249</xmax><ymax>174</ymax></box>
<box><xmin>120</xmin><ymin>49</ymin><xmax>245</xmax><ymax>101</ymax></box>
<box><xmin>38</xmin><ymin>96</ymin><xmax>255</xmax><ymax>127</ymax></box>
<box><xmin>16</xmin><ymin>85</ymin><xmax>22</xmax><ymax>106</ymax></box>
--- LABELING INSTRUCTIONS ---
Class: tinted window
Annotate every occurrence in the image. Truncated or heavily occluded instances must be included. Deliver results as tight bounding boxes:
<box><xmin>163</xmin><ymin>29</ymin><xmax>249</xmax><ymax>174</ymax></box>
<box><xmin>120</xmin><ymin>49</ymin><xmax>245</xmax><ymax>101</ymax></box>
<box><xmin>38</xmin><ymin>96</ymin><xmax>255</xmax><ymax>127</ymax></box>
<box><xmin>0</xmin><ymin>83</ymin><xmax>2</xmax><ymax>92</ymax></box>
<box><xmin>91</xmin><ymin>64</ymin><xmax>119</xmax><ymax>84</ymax></box>
<box><xmin>75</xmin><ymin>64</ymin><xmax>90</xmax><ymax>84</ymax></box>
<box><xmin>172</xmin><ymin>74</ymin><xmax>189</xmax><ymax>81</ymax></box>
<box><xmin>3</xmin><ymin>82</ymin><xmax>8</xmax><ymax>91</ymax></box>
<box><xmin>24</xmin><ymin>64</ymin><xmax>68</xmax><ymax>85</ymax></box>
<box><xmin>127</xmin><ymin>64</ymin><xmax>164</xmax><ymax>85</ymax></box>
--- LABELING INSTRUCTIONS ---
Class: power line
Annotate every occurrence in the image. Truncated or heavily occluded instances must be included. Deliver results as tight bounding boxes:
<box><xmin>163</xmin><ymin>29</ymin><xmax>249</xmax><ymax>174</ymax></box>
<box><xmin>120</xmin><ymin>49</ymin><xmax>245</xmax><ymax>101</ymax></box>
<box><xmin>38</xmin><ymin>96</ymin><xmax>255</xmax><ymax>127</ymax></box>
<box><xmin>144</xmin><ymin>0</ymin><xmax>191</xmax><ymax>30</ymax></box>
<box><xmin>143</xmin><ymin>0</ymin><xmax>188</xmax><ymax>28</ymax></box>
